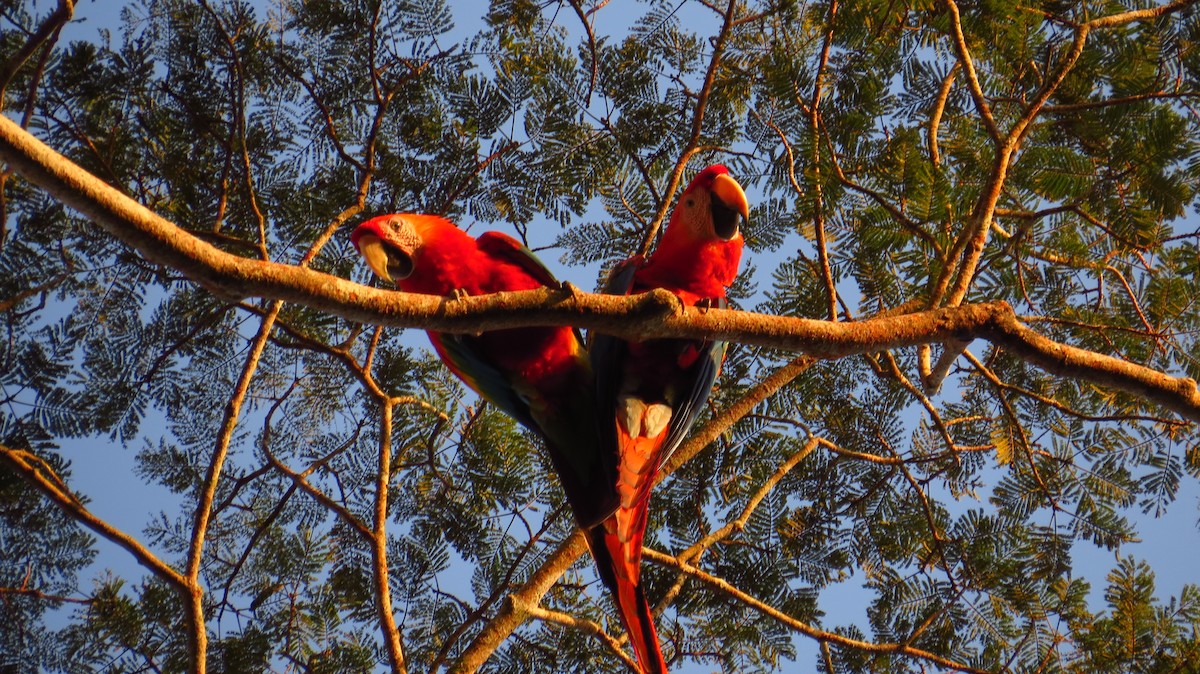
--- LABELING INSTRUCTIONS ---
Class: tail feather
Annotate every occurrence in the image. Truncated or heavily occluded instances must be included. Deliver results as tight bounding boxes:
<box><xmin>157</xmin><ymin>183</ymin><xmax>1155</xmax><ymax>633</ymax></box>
<box><xmin>586</xmin><ymin>525</ymin><xmax>669</xmax><ymax>674</ymax></box>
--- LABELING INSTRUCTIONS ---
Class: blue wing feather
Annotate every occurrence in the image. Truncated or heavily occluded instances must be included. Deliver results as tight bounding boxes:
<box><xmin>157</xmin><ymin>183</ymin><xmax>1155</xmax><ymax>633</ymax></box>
<box><xmin>428</xmin><ymin>332</ymin><xmax>537</xmax><ymax>431</ymax></box>
<box><xmin>590</xmin><ymin>257</ymin><xmax>644</xmax><ymax>460</ymax></box>
<box><xmin>659</xmin><ymin>298</ymin><xmax>728</xmax><ymax>465</ymax></box>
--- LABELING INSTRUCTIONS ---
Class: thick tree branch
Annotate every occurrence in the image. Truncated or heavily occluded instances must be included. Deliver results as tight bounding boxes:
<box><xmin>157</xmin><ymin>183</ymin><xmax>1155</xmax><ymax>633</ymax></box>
<box><xmin>2</xmin><ymin>113</ymin><xmax>1198</xmax><ymax>423</ymax></box>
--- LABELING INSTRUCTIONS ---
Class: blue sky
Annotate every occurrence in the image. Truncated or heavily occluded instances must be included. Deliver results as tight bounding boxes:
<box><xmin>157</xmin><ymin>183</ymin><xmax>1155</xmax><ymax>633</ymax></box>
<box><xmin>40</xmin><ymin>1</ymin><xmax>1200</xmax><ymax>672</ymax></box>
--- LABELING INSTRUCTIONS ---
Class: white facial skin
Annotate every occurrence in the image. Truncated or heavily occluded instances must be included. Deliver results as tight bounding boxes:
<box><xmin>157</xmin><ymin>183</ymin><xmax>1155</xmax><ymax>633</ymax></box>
<box><xmin>357</xmin><ymin>216</ymin><xmax>424</xmax><ymax>282</ymax></box>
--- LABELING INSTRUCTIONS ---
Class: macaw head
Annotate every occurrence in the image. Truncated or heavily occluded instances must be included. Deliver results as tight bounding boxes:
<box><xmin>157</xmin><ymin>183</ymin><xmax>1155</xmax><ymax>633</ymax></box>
<box><xmin>670</xmin><ymin>164</ymin><xmax>750</xmax><ymax>243</ymax></box>
<box><xmin>350</xmin><ymin>213</ymin><xmax>457</xmax><ymax>285</ymax></box>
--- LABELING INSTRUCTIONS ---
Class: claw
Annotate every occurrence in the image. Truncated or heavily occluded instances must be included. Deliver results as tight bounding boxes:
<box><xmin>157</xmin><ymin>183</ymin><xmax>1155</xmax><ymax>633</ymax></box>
<box><xmin>449</xmin><ymin>288</ymin><xmax>471</xmax><ymax>301</ymax></box>
<box><xmin>560</xmin><ymin>280</ymin><xmax>583</xmax><ymax>300</ymax></box>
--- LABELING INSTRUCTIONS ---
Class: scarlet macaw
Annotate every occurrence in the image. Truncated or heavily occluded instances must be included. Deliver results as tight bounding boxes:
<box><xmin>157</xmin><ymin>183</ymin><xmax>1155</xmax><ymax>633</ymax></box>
<box><xmin>588</xmin><ymin>164</ymin><xmax>749</xmax><ymax>673</ymax></box>
<box><xmin>350</xmin><ymin>214</ymin><xmax>618</xmax><ymax>528</ymax></box>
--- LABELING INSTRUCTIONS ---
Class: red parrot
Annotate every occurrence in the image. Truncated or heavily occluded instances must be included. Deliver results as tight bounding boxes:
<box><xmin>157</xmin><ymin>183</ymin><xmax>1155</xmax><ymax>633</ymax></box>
<box><xmin>589</xmin><ymin>164</ymin><xmax>749</xmax><ymax>674</ymax></box>
<box><xmin>349</xmin><ymin>214</ymin><xmax>618</xmax><ymax>529</ymax></box>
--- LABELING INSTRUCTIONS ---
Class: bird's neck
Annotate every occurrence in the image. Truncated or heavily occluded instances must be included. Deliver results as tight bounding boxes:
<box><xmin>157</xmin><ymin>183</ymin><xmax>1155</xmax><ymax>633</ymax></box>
<box><xmin>636</xmin><ymin>236</ymin><xmax>743</xmax><ymax>303</ymax></box>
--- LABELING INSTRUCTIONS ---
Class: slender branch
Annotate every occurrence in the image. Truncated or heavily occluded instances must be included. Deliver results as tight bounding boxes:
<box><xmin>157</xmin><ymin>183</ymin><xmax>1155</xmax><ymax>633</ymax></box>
<box><xmin>925</xmin><ymin>0</ymin><xmax>1198</xmax><ymax>392</ymax></box>
<box><xmin>1085</xmin><ymin>0</ymin><xmax>1198</xmax><ymax>29</ymax></box>
<box><xmin>809</xmin><ymin>0</ymin><xmax>839</xmax><ymax>322</ymax></box>
<box><xmin>941</xmin><ymin>0</ymin><xmax>1001</xmax><ymax>142</ymax></box>
<box><xmin>513</xmin><ymin>597</ymin><xmax>641</xmax><ymax>673</ymax></box>
<box><xmin>928</xmin><ymin>64</ymin><xmax>959</xmax><ymax>166</ymax></box>
<box><xmin>821</xmin><ymin>124</ymin><xmax>942</xmax><ymax>254</ymax></box>
<box><xmin>0</xmin><ymin>0</ymin><xmax>73</xmax><ymax>97</ymax></box>
<box><xmin>656</xmin><ymin>437</ymin><xmax>819</xmax><ymax>611</ymax></box>
<box><xmin>637</xmin><ymin>0</ymin><xmax>739</xmax><ymax>255</ymax></box>
<box><xmin>187</xmin><ymin>304</ymin><xmax>279</xmax><ymax>580</ymax></box>
<box><xmin>0</xmin><ymin>585</ymin><xmax>91</xmax><ymax>604</ymax></box>
<box><xmin>261</xmin><ymin>437</ymin><xmax>374</xmax><ymax>542</ymax></box>
<box><xmin>0</xmin><ymin>270</ymin><xmax>70</xmax><ymax>312</ymax></box>
<box><xmin>184</xmin><ymin>302</ymin><xmax>281</xmax><ymax>673</ymax></box>
<box><xmin>372</xmin><ymin>399</ymin><xmax>408</xmax><ymax>674</ymax></box>
<box><xmin>567</xmin><ymin>0</ymin><xmax>599</xmax><ymax>105</ymax></box>
<box><xmin>0</xmin><ymin>444</ymin><xmax>188</xmax><ymax>590</ymax></box>
<box><xmin>450</xmin><ymin>530</ymin><xmax>592</xmax><ymax>674</ymax></box>
<box><xmin>937</xmin><ymin>10</ymin><xmax>1095</xmax><ymax>311</ymax></box>
<box><xmin>640</xmin><ymin>548</ymin><xmax>992</xmax><ymax>674</ymax></box>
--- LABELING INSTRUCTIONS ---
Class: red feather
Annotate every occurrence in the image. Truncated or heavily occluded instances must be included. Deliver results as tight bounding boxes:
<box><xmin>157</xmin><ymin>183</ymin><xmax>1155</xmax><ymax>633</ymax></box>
<box><xmin>589</xmin><ymin>165</ymin><xmax>750</xmax><ymax>673</ymax></box>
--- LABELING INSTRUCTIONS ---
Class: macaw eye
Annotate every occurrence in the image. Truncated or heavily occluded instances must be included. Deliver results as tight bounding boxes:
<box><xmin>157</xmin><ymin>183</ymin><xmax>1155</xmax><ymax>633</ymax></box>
<box><xmin>385</xmin><ymin>247</ymin><xmax>414</xmax><ymax>280</ymax></box>
<box><xmin>710</xmin><ymin>200</ymin><xmax>742</xmax><ymax>240</ymax></box>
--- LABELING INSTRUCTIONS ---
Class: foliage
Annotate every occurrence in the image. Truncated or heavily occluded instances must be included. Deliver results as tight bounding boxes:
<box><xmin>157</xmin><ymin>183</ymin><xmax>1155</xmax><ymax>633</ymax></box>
<box><xmin>2</xmin><ymin>0</ymin><xmax>1200</xmax><ymax>672</ymax></box>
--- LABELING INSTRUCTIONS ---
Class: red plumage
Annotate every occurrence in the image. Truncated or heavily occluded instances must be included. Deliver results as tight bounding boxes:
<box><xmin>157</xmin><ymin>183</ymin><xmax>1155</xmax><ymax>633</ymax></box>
<box><xmin>589</xmin><ymin>164</ymin><xmax>750</xmax><ymax>673</ymax></box>
<box><xmin>350</xmin><ymin>214</ymin><xmax>619</xmax><ymax>531</ymax></box>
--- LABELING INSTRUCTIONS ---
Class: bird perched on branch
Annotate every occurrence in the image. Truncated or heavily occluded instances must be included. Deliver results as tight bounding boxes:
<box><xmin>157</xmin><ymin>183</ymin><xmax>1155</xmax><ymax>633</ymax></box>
<box><xmin>588</xmin><ymin>164</ymin><xmax>749</xmax><ymax>673</ymax></box>
<box><xmin>351</xmin><ymin>174</ymin><xmax>746</xmax><ymax>673</ymax></box>
<box><xmin>351</xmin><ymin>214</ymin><xmax>618</xmax><ymax>528</ymax></box>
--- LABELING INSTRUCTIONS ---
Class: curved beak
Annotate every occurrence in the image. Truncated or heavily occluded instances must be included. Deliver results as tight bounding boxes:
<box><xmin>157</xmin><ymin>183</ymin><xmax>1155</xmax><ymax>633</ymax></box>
<box><xmin>711</xmin><ymin>172</ymin><xmax>750</xmax><ymax>222</ymax></box>
<box><xmin>355</xmin><ymin>233</ymin><xmax>394</xmax><ymax>283</ymax></box>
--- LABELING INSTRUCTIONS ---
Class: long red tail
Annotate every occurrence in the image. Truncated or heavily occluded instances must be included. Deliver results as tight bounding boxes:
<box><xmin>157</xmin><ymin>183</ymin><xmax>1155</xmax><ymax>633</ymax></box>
<box><xmin>586</xmin><ymin>523</ymin><xmax>668</xmax><ymax>674</ymax></box>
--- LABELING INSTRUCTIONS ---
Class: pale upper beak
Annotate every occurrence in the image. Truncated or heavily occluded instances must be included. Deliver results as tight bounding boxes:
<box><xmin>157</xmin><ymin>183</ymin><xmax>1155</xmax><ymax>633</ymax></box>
<box><xmin>356</xmin><ymin>233</ymin><xmax>396</xmax><ymax>283</ymax></box>
<box><xmin>712</xmin><ymin>172</ymin><xmax>750</xmax><ymax>222</ymax></box>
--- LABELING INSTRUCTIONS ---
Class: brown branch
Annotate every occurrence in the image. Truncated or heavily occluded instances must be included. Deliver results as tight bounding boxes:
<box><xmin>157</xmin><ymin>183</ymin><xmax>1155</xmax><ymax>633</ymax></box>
<box><xmin>0</xmin><ymin>0</ymin><xmax>73</xmax><ymax>97</ymax></box>
<box><xmin>183</xmin><ymin>302</ymin><xmax>280</xmax><ymax>673</ymax></box>
<box><xmin>809</xmin><ymin>0</ymin><xmax>839</xmax><ymax>322</ymax></box>
<box><xmin>436</xmin><ymin>140</ymin><xmax>521</xmax><ymax>216</ymax></box>
<box><xmin>637</xmin><ymin>0</ymin><xmax>739</xmax><ymax>255</ymax></box>
<box><xmin>926</xmin><ymin>0</ymin><xmax>1197</xmax><ymax>391</ymax></box>
<box><xmin>5</xmin><ymin>112</ymin><xmax>1200</xmax><ymax>417</ymax></box>
<box><xmin>875</xmin><ymin>350</ymin><xmax>960</xmax><ymax>463</ymax></box>
<box><xmin>941</xmin><ymin>0</ymin><xmax>1001</xmax><ymax>142</ymax></box>
<box><xmin>0</xmin><ymin>444</ymin><xmax>188</xmax><ymax>592</ymax></box>
<box><xmin>0</xmin><ymin>270</ymin><xmax>70</xmax><ymax>312</ymax></box>
<box><xmin>821</xmin><ymin>125</ymin><xmax>942</xmax><ymax>255</ymax></box>
<box><xmin>5</xmin><ymin>113</ymin><xmax>1200</xmax><ymax>424</ymax></box>
<box><xmin>928</xmin><ymin>64</ymin><xmax>959</xmax><ymax>166</ymax></box>
<box><xmin>1042</xmin><ymin>90</ymin><xmax>1200</xmax><ymax>113</ymax></box>
<box><xmin>261</xmin><ymin>435</ymin><xmax>374</xmax><ymax>542</ymax></box>
<box><xmin>640</xmin><ymin>548</ymin><xmax>992</xmax><ymax>674</ymax></box>
<box><xmin>514</xmin><ymin>598</ymin><xmax>641</xmax><ymax>673</ymax></box>
<box><xmin>450</xmin><ymin>530</ymin><xmax>591</xmax><ymax>674</ymax></box>
<box><xmin>656</xmin><ymin>437</ymin><xmax>820</xmax><ymax>611</ymax></box>
<box><xmin>1085</xmin><ymin>0</ymin><xmax>1199</xmax><ymax>29</ymax></box>
<box><xmin>567</xmin><ymin>0</ymin><xmax>599</xmax><ymax>105</ymax></box>
<box><xmin>0</xmin><ymin>585</ymin><xmax>91</xmax><ymax>604</ymax></box>
<box><xmin>371</xmin><ymin>399</ymin><xmax>408</xmax><ymax>674</ymax></box>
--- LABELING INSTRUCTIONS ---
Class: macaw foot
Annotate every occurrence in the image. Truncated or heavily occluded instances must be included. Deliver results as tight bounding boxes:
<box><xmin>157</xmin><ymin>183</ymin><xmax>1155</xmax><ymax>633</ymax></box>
<box><xmin>560</xmin><ymin>280</ymin><xmax>584</xmax><ymax>301</ymax></box>
<box><xmin>696</xmin><ymin>297</ymin><xmax>717</xmax><ymax>314</ymax></box>
<box><xmin>448</xmin><ymin>287</ymin><xmax>471</xmax><ymax>301</ymax></box>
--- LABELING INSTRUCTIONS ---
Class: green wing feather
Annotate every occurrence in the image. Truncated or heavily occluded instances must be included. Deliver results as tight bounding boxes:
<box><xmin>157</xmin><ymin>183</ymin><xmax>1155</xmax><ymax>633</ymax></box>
<box><xmin>427</xmin><ymin>331</ymin><xmax>537</xmax><ymax>431</ymax></box>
